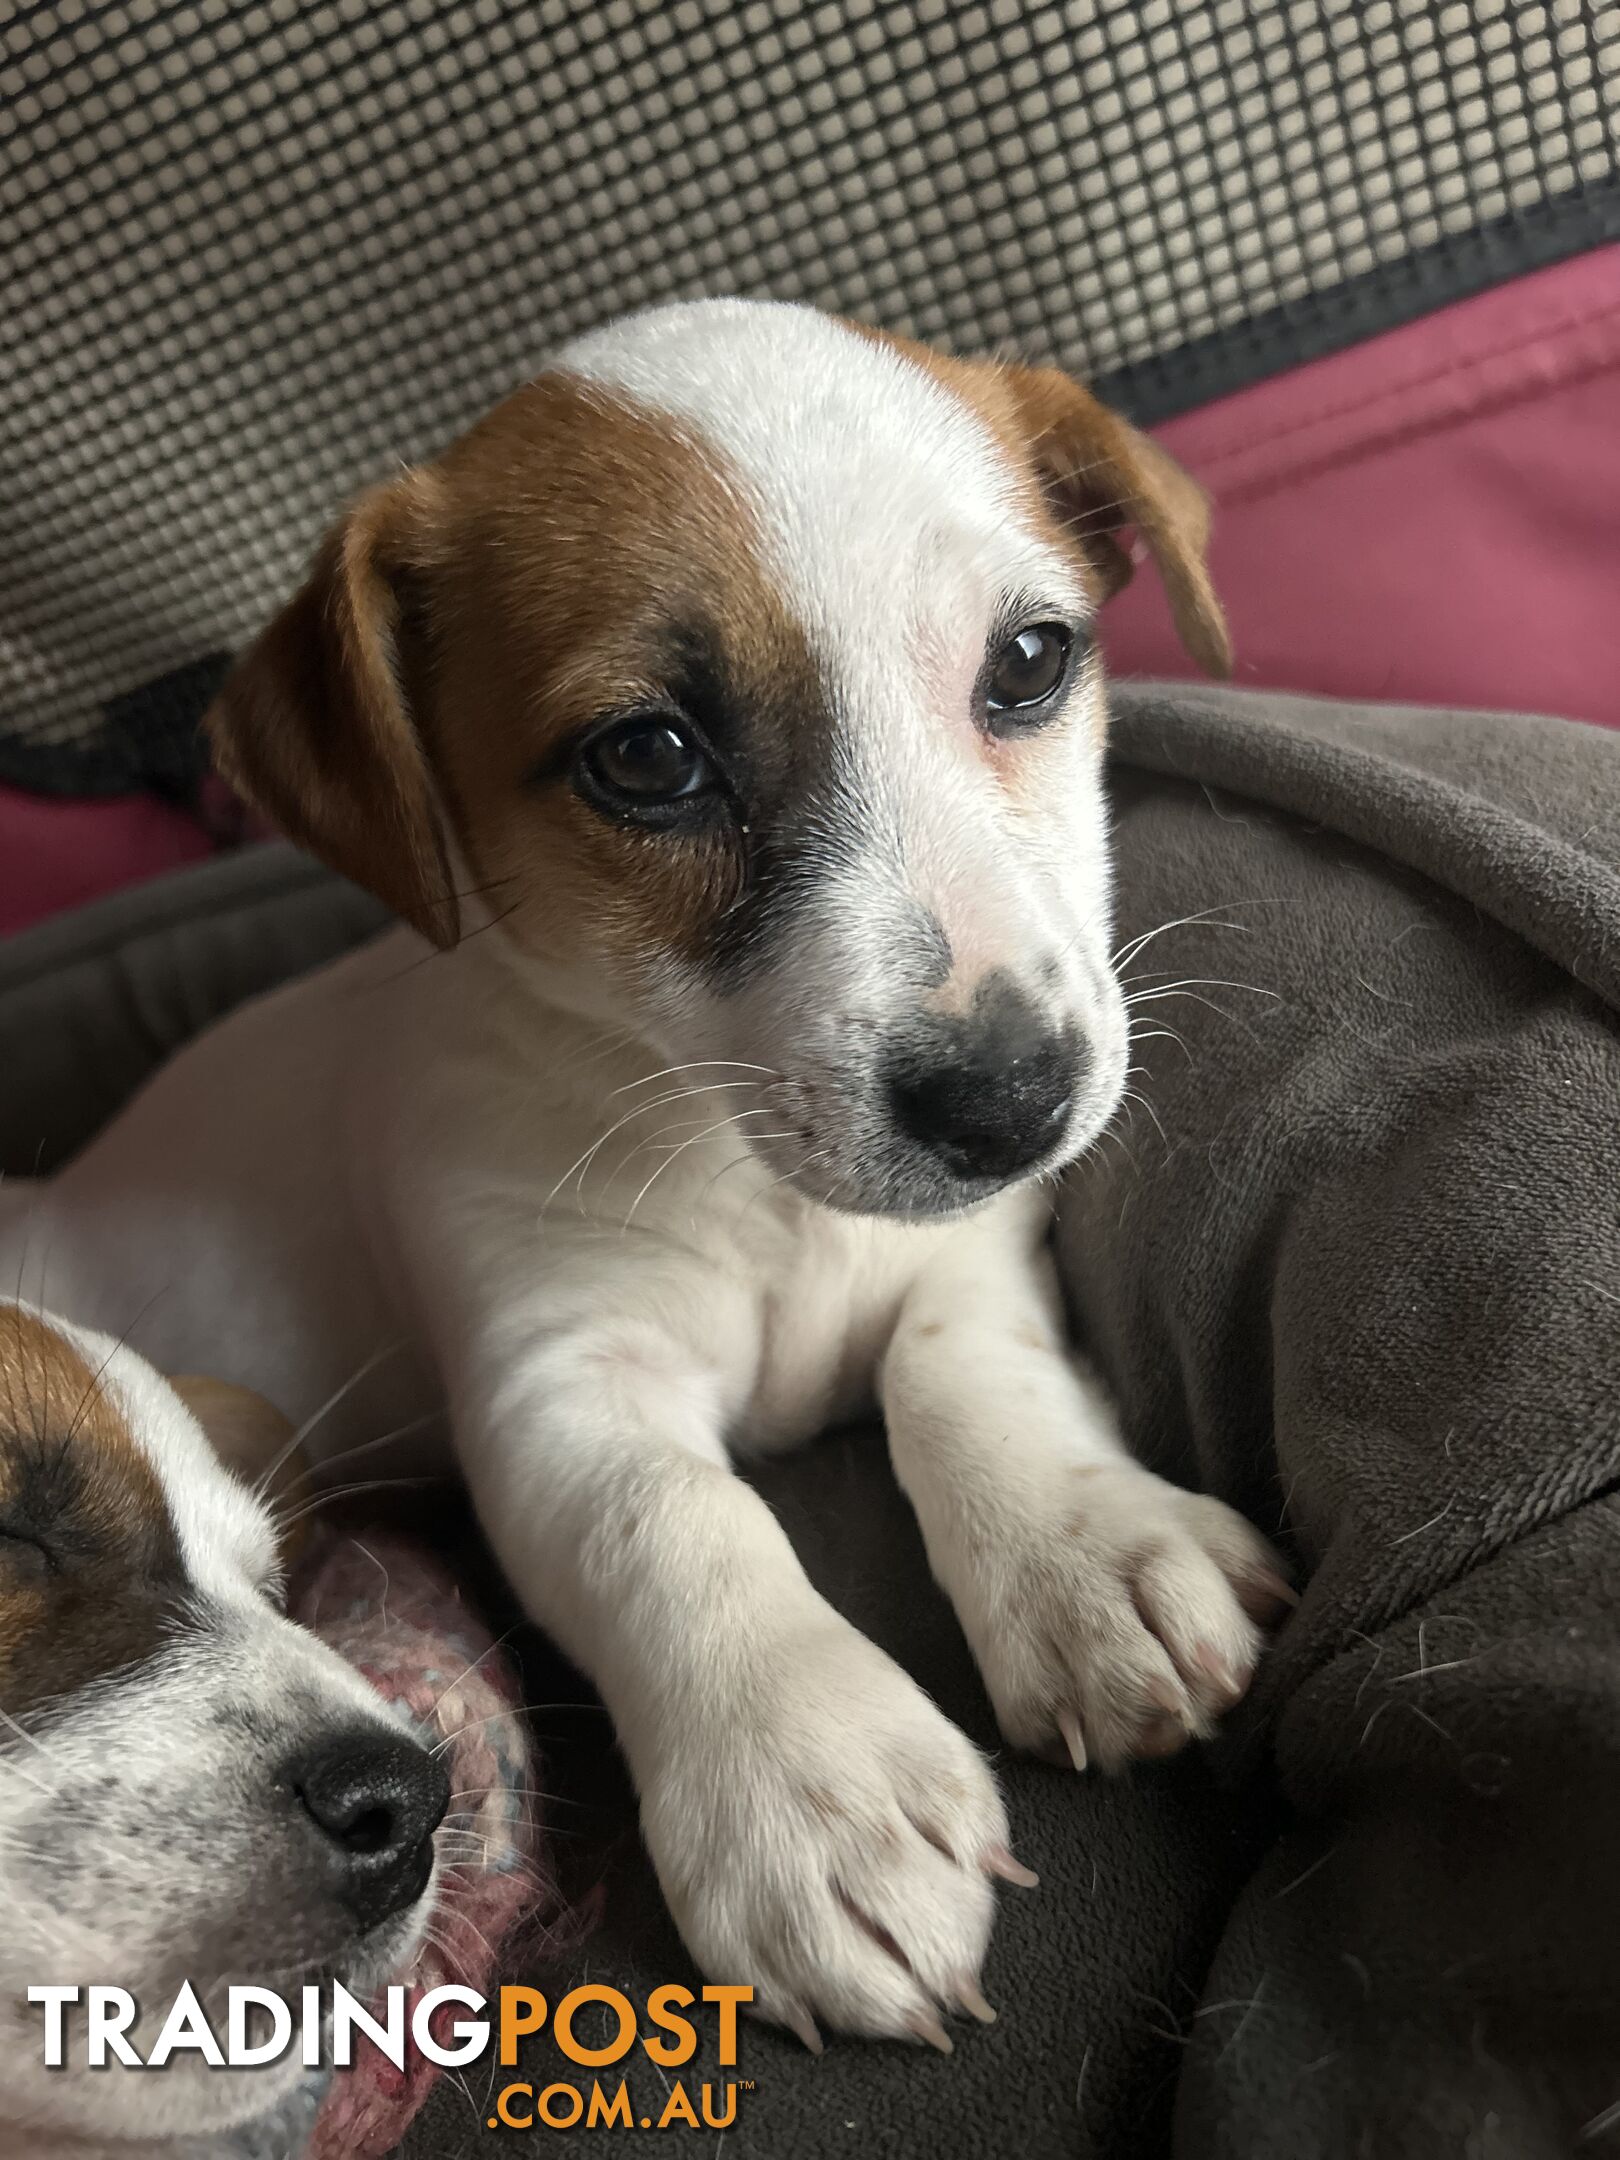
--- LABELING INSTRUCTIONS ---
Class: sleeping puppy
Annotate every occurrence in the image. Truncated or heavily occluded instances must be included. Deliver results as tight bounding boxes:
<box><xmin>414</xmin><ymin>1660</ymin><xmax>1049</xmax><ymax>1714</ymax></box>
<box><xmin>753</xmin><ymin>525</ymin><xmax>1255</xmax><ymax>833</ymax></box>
<box><xmin>0</xmin><ymin>1303</ymin><xmax>446</xmax><ymax>2156</ymax></box>
<box><xmin>3</xmin><ymin>299</ymin><xmax>1287</xmax><ymax>2049</ymax></box>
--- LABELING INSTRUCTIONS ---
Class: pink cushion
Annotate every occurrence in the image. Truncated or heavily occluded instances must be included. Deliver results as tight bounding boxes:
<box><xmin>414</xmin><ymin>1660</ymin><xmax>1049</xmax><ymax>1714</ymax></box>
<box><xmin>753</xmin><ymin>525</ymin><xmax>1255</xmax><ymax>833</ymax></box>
<box><xmin>0</xmin><ymin>783</ymin><xmax>214</xmax><ymax>937</ymax></box>
<box><xmin>1105</xmin><ymin>243</ymin><xmax>1620</xmax><ymax>732</ymax></box>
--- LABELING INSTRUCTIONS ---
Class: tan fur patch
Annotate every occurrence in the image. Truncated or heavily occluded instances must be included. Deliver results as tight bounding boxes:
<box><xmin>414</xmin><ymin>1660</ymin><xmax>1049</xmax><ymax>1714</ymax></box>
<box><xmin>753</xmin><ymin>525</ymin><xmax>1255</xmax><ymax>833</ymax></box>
<box><xmin>211</xmin><ymin>370</ymin><xmax>829</xmax><ymax>982</ymax></box>
<box><xmin>206</xmin><ymin>469</ymin><xmax>459</xmax><ymax>946</ymax></box>
<box><xmin>417</xmin><ymin>374</ymin><xmax>824</xmax><ymax>978</ymax></box>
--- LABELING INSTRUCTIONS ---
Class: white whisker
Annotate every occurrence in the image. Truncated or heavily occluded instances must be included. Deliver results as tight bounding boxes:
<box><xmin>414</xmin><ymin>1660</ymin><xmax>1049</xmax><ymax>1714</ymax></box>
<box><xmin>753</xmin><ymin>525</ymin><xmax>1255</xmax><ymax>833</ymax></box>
<box><xmin>609</xmin><ymin>1059</ymin><xmax>779</xmax><ymax>1098</ymax></box>
<box><xmin>540</xmin><ymin>1079</ymin><xmax>765</xmax><ymax>1220</ymax></box>
<box><xmin>253</xmin><ymin>1342</ymin><xmax>404</xmax><ymax>1497</ymax></box>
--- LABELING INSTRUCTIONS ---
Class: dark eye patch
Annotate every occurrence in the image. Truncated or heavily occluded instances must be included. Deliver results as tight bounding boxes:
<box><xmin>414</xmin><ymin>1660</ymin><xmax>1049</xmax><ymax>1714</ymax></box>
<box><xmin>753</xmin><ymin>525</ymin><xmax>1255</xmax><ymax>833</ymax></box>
<box><xmin>0</xmin><ymin>1418</ymin><xmax>188</xmax><ymax>1723</ymax></box>
<box><xmin>0</xmin><ymin>1519</ymin><xmax>52</xmax><ymax>1587</ymax></box>
<box><xmin>1</xmin><ymin>1427</ymin><xmax>170</xmax><ymax>1568</ymax></box>
<box><xmin>651</xmin><ymin>616</ymin><xmax>861</xmax><ymax>984</ymax></box>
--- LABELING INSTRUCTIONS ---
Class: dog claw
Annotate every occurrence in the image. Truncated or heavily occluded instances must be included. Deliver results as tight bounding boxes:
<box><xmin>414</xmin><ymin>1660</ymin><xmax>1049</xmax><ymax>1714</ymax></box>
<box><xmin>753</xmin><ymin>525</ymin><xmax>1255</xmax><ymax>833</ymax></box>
<box><xmin>1145</xmin><ymin>1676</ymin><xmax>1188</xmax><ymax>1720</ymax></box>
<box><xmin>783</xmin><ymin>2007</ymin><xmax>824</xmax><ymax>2056</ymax></box>
<box><xmin>954</xmin><ymin>1974</ymin><xmax>997</xmax><ymax>2024</ymax></box>
<box><xmin>1057</xmin><ymin>1707</ymin><xmax>1088</xmax><ymax>1773</ymax></box>
<box><xmin>1239</xmin><ymin>1567</ymin><xmax>1300</xmax><ymax>1621</ymax></box>
<box><xmin>984</xmin><ymin>1841</ymin><xmax>1039</xmax><ymax>1888</ymax></box>
<box><xmin>1194</xmin><ymin>1642</ymin><xmax>1251</xmax><ymax>1708</ymax></box>
<box><xmin>905</xmin><ymin>2010</ymin><xmax>954</xmax><ymax>2054</ymax></box>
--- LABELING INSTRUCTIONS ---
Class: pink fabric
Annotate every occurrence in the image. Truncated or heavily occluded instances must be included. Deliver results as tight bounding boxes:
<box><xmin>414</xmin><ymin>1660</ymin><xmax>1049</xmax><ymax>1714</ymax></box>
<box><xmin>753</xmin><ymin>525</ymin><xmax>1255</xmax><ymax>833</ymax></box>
<box><xmin>1104</xmin><ymin>244</ymin><xmax>1620</xmax><ymax>730</ymax></box>
<box><xmin>0</xmin><ymin>783</ymin><xmax>213</xmax><ymax>936</ymax></box>
<box><xmin>292</xmin><ymin>1528</ymin><xmax>559</xmax><ymax>2160</ymax></box>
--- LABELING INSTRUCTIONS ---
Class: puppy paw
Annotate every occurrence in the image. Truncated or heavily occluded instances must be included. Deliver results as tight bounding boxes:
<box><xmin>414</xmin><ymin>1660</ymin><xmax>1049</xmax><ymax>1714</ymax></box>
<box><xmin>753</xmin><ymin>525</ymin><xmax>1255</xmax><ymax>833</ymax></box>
<box><xmin>636</xmin><ymin>1611</ymin><xmax>1020</xmax><ymax>2048</ymax></box>
<box><xmin>954</xmin><ymin>1465</ymin><xmax>1292</xmax><ymax>1772</ymax></box>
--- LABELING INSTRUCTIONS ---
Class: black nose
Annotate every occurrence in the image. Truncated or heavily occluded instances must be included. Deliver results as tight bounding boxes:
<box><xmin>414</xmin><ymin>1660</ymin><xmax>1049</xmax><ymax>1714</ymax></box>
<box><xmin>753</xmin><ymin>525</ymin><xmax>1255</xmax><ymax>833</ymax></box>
<box><xmin>290</xmin><ymin>1729</ymin><xmax>449</xmax><ymax>1931</ymax></box>
<box><xmin>889</xmin><ymin>988</ymin><xmax>1081</xmax><ymax>1181</ymax></box>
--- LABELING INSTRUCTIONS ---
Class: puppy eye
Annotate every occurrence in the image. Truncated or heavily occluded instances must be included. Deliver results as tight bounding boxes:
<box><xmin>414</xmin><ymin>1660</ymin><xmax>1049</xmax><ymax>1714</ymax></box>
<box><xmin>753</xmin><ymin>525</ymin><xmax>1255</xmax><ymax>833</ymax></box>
<box><xmin>577</xmin><ymin>714</ymin><xmax>714</xmax><ymax>814</ymax></box>
<box><xmin>984</xmin><ymin>623</ymin><xmax>1075</xmax><ymax>728</ymax></box>
<box><xmin>0</xmin><ymin>1524</ymin><xmax>52</xmax><ymax>1586</ymax></box>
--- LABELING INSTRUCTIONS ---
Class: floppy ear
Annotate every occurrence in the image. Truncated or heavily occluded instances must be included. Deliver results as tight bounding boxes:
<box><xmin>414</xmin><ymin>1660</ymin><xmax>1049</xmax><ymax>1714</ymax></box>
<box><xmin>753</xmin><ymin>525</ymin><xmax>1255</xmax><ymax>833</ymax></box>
<box><xmin>169</xmin><ymin>1375</ymin><xmax>312</xmax><ymax>1564</ymax></box>
<box><xmin>205</xmin><ymin>471</ymin><xmax>461</xmax><ymax>947</ymax></box>
<box><xmin>992</xmin><ymin>365</ymin><xmax>1231</xmax><ymax>678</ymax></box>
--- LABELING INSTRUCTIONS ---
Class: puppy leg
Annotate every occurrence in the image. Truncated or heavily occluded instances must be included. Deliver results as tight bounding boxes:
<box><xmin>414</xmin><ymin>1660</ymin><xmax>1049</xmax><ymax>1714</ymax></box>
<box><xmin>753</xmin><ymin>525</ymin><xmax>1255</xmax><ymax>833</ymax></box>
<box><xmin>882</xmin><ymin>1231</ymin><xmax>1290</xmax><ymax>1771</ymax></box>
<box><xmin>444</xmin><ymin>1251</ymin><xmax>1010</xmax><ymax>2045</ymax></box>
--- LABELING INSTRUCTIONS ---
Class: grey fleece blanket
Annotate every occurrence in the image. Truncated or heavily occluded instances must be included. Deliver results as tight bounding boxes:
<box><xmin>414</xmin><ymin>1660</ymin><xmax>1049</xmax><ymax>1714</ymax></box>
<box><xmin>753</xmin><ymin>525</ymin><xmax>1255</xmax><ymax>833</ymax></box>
<box><xmin>1061</xmin><ymin>686</ymin><xmax>1620</xmax><ymax>2159</ymax></box>
<box><xmin>1</xmin><ymin>683</ymin><xmax>1615</xmax><ymax>2160</ymax></box>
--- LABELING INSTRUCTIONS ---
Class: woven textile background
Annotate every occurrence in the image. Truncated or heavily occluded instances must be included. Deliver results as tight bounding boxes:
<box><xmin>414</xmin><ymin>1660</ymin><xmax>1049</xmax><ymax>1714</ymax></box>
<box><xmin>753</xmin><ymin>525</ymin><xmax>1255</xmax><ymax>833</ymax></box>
<box><xmin>3</xmin><ymin>0</ymin><xmax>1618</xmax><ymax>794</ymax></box>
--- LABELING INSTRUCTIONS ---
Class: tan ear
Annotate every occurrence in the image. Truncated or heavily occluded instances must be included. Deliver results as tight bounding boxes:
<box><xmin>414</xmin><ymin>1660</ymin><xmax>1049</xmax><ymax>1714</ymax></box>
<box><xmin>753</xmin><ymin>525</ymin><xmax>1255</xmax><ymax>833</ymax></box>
<box><xmin>205</xmin><ymin>471</ymin><xmax>461</xmax><ymax>947</ymax></box>
<box><xmin>169</xmin><ymin>1375</ymin><xmax>312</xmax><ymax>1565</ymax></box>
<box><xmin>988</xmin><ymin>365</ymin><xmax>1231</xmax><ymax>678</ymax></box>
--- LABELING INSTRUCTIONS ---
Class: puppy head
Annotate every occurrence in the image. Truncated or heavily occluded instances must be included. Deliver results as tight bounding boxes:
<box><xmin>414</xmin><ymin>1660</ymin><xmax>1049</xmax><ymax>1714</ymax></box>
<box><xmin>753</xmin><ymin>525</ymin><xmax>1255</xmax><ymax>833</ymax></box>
<box><xmin>210</xmin><ymin>300</ymin><xmax>1227</xmax><ymax>1215</ymax></box>
<box><xmin>0</xmin><ymin>1305</ymin><xmax>446</xmax><ymax>2148</ymax></box>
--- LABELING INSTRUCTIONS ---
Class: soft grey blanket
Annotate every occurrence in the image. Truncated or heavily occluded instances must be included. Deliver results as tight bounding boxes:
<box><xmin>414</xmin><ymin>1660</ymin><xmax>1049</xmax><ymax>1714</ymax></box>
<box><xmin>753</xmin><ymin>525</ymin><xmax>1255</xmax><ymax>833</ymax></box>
<box><xmin>2</xmin><ymin>683</ymin><xmax>1614</xmax><ymax>2159</ymax></box>
<box><xmin>1059</xmin><ymin>685</ymin><xmax>1620</xmax><ymax>2159</ymax></box>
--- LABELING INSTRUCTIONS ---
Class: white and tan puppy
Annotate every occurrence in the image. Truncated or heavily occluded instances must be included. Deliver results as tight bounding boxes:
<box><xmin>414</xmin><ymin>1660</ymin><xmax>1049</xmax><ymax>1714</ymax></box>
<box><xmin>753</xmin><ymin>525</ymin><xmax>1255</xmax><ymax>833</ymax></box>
<box><xmin>0</xmin><ymin>1303</ymin><xmax>446</xmax><ymax>2155</ymax></box>
<box><xmin>2</xmin><ymin>300</ymin><xmax>1285</xmax><ymax>2050</ymax></box>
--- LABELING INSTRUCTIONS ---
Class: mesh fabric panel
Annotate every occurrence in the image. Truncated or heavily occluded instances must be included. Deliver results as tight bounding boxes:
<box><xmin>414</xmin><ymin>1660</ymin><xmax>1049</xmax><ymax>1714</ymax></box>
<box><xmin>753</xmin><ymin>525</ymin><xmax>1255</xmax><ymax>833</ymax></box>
<box><xmin>3</xmin><ymin>0</ymin><xmax>1617</xmax><ymax>792</ymax></box>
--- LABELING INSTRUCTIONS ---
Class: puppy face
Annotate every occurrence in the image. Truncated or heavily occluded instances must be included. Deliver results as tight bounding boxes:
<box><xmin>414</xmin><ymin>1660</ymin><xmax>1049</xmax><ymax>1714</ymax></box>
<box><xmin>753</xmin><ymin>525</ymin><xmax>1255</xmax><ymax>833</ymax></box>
<box><xmin>0</xmin><ymin>1306</ymin><xmax>446</xmax><ymax>2149</ymax></box>
<box><xmin>210</xmin><ymin>301</ymin><xmax>1228</xmax><ymax>1215</ymax></box>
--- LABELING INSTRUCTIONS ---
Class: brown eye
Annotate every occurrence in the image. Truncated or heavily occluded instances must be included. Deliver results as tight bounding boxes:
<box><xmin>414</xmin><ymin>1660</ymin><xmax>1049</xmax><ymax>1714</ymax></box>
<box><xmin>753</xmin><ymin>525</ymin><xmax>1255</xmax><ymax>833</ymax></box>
<box><xmin>985</xmin><ymin>623</ymin><xmax>1074</xmax><ymax>725</ymax></box>
<box><xmin>578</xmin><ymin>714</ymin><xmax>714</xmax><ymax>813</ymax></box>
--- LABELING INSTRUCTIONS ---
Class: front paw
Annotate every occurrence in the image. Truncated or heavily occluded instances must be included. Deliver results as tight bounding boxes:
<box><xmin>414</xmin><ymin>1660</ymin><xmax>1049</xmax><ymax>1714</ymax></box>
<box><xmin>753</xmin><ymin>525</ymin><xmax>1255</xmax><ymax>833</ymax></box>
<box><xmin>637</xmin><ymin>1614</ymin><xmax>1021</xmax><ymax>2049</ymax></box>
<box><xmin>956</xmin><ymin>1465</ymin><xmax>1292</xmax><ymax>1772</ymax></box>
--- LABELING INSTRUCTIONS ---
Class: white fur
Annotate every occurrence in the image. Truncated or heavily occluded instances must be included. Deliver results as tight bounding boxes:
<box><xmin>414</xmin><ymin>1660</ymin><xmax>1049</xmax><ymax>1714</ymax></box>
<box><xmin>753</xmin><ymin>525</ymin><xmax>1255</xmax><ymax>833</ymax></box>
<box><xmin>0</xmin><ymin>301</ymin><xmax>1280</xmax><ymax>2077</ymax></box>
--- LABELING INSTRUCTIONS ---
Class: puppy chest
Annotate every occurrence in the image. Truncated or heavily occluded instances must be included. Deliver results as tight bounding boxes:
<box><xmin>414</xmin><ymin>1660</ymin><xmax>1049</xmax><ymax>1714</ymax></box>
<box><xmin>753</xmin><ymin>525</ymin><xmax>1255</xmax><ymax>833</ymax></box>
<box><xmin>731</xmin><ymin>1225</ymin><xmax>930</xmax><ymax>1453</ymax></box>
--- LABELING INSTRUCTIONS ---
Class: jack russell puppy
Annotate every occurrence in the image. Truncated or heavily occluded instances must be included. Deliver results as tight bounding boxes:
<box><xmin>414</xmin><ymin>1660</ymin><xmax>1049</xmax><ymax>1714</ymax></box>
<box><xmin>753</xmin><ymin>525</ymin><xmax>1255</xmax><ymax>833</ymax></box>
<box><xmin>1</xmin><ymin>299</ymin><xmax>1288</xmax><ymax>2053</ymax></box>
<box><xmin>0</xmin><ymin>1302</ymin><xmax>447</xmax><ymax>2156</ymax></box>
